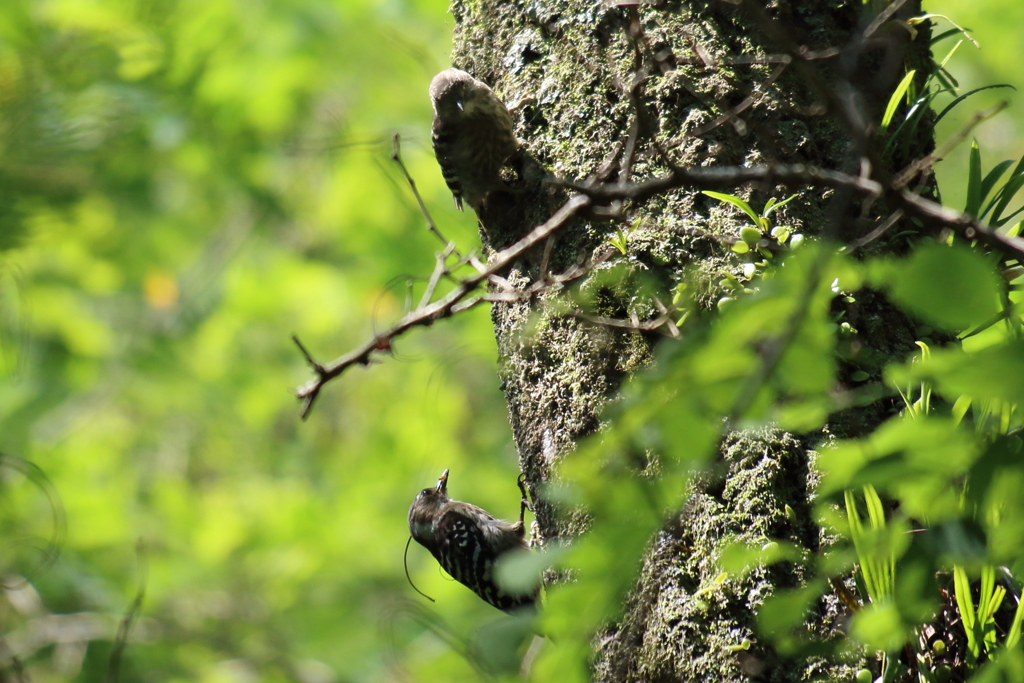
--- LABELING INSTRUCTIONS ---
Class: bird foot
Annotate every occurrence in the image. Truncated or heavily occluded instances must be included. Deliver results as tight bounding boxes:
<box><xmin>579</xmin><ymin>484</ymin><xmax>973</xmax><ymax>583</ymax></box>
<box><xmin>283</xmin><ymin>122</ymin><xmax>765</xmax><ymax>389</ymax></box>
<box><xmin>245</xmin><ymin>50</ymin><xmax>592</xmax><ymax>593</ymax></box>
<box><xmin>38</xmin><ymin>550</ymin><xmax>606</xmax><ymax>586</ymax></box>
<box><xmin>517</xmin><ymin>472</ymin><xmax>533</xmax><ymax>524</ymax></box>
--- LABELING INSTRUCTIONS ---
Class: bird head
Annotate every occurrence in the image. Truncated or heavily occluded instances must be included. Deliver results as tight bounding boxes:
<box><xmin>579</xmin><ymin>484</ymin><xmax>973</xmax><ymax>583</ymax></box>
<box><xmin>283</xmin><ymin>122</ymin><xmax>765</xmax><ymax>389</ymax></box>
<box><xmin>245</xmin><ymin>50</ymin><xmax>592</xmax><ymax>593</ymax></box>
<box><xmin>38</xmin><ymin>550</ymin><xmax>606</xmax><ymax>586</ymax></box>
<box><xmin>408</xmin><ymin>469</ymin><xmax>450</xmax><ymax>545</ymax></box>
<box><xmin>430</xmin><ymin>69</ymin><xmax>494</xmax><ymax>121</ymax></box>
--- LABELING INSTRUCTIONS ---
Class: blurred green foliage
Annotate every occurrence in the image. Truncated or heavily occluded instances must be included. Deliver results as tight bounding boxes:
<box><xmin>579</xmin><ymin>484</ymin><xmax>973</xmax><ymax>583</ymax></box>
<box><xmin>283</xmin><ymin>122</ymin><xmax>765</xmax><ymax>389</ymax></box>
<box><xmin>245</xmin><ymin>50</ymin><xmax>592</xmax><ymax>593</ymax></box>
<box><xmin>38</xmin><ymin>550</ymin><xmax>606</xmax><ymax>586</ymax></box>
<box><xmin>3</xmin><ymin>1</ymin><xmax>1024</xmax><ymax>683</ymax></box>
<box><xmin>0</xmin><ymin>0</ymin><xmax>531</xmax><ymax>681</ymax></box>
<box><xmin>927</xmin><ymin>1</ymin><xmax>1024</xmax><ymax>215</ymax></box>
<box><xmin>536</xmin><ymin>241</ymin><xmax>1023</xmax><ymax>681</ymax></box>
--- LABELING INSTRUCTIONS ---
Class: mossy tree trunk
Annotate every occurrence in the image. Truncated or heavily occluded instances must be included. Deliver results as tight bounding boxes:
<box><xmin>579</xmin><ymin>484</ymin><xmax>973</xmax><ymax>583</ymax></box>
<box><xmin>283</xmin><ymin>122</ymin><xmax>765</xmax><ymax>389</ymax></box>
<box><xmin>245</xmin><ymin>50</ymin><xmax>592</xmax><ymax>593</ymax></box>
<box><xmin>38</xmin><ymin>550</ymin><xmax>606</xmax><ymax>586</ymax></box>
<box><xmin>449</xmin><ymin>1</ymin><xmax>934</xmax><ymax>679</ymax></box>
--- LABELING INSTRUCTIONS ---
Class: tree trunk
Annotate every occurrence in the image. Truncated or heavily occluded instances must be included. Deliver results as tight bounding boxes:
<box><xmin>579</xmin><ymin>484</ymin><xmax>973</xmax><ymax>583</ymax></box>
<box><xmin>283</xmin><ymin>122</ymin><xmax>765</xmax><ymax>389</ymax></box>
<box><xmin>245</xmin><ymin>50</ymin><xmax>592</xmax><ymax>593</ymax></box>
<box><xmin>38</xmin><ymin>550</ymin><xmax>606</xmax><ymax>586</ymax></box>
<box><xmin>449</xmin><ymin>0</ymin><xmax>934</xmax><ymax>679</ymax></box>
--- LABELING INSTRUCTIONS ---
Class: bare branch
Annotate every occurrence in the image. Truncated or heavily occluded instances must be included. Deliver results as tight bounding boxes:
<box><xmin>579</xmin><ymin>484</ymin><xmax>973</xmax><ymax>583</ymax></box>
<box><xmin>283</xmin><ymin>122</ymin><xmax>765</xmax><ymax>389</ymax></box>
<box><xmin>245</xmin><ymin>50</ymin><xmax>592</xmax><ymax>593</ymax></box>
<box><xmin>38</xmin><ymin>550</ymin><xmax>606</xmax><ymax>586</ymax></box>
<box><xmin>294</xmin><ymin>195</ymin><xmax>591</xmax><ymax>417</ymax></box>
<box><xmin>481</xmin><ymin>246</ymin><xmax>617</xmax><ymax>306</ymax></box>
<box><xmin>391</xmin><ymin>134</ymin><xmax>460</xmax><ymax>258</ymax></box>
<box><xmin>722</xmin><ymin>0</ymin><xmax>1024</xmax><ymax>261</ymax></box>
<box><xmin>557</xmin><ymin>163</ymin><xmax>883</xmax><ymax>205</ymax></box>
<box><xmin>863</xmin><ymin>0</ymin><xmax>911</xmax><ymax>39</ymax></box>
<box><xmin>896</xmin><ymin>190</ymin><xmax>1024</xmax><ymax>260</ymax></box>
<box><xmin>687</xmin><ymin>62</ymin><xmax>788</xmax><ymax>138</ymax></box>
<box><xmin>417</xmin><ymin>242</ymin><xmax>457</xmax><ymax>310</ymax></box>
<box><xmin>560</xmin><ymin>159</ymin><xmax>1024</xmax><ymax>261</ymax></box>
<box><xmin>294</xmin><ymin>0</ymin><xmax>1024</xmax><ymax>426</ymax></box>
<box><xmin>847</xmin><ymin>210</ymin><xmax>905</xmax><ymax>251</ymax></box>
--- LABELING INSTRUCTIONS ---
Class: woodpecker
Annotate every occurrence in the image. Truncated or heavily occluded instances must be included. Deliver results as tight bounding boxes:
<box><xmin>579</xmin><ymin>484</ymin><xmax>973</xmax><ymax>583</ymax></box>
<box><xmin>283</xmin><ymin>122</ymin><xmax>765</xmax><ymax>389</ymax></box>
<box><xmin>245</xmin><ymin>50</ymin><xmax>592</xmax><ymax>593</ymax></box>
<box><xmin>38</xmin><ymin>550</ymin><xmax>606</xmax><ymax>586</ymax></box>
<box><xmin>429</xmin><ymin>68</ymin><xmax>519</xmax><ymax>213</ymax></box>
<box><xmin>408</xmin><ymin>469</ymin><xmax>537</xmax><ymax>612</ymax></box>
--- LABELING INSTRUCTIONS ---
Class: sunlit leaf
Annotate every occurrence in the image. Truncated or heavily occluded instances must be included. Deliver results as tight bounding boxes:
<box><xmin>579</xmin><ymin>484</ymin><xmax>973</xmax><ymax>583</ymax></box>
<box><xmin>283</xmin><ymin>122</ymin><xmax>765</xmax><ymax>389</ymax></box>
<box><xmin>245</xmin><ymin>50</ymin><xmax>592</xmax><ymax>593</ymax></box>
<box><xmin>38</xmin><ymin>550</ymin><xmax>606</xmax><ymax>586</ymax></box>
<box><xmin>879</xmin><ymin>242</ymin><xmax>1002</xmax><ymax>330</ymax></box>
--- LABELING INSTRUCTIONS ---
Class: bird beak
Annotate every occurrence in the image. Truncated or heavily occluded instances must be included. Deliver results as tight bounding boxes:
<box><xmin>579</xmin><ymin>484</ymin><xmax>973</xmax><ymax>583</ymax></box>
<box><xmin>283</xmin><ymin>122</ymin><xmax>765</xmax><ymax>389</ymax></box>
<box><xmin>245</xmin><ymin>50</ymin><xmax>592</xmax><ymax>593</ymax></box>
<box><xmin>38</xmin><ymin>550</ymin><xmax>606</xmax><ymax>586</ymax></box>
<box><xmin>456</xmin><ymin>100</ymin><xmax>464</xmax><ymax>112</ymax></box>
<box><xmin>436</xmin><ymin>469</ymin><xmax>449</xmax><ymax>494</ymax></box>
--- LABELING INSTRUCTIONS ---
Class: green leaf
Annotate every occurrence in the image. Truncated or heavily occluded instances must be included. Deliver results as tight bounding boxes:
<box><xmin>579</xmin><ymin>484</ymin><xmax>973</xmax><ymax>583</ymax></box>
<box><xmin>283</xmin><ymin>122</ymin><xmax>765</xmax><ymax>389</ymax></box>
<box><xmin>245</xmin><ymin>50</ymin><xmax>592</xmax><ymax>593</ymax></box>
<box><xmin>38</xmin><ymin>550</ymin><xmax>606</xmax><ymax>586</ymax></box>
<box><xmin>911</xmin><ymin>14</ymin><xmax>979</xmax><ymax>49</ymax></box>
<box><xmin>740</xmin><ymin>226</ymin><xmax>762</xmax><ymax>244</ymax></box>
<box><xmin>881</xmin><ymin>70</ymin><xmax>916</xmax><ymax>133</ymax></box>
<box><xmin>820</xmin><ymin>417</ymin><xmax>979</xmax><ymax>510</ymax></box>
<box><xmin>770</xmin><ymin>226</ymin><xmax>791</xmax><ymax>243</ymax></box>
<box><xmin>763</xmin><ymin>193</ymin><xmax>798</xmax><ymax>218</ymax></box>
<box><xmin>989</xmin><ymin>155</ymin><xmax>1024</xmax><ymax>225</ymax></box>
<box><xmin>496</xmin><ymin>545</ymin><xmax>568</xmax><ymax>595</ymax></box>
<box><xmin>609</xmin><ymin>228</ymin><xmax>629</xmax><ymax>255</ymax></box>
<box><xmin>930</xmin><ymin>28</ymin><xmax>962</xmax><ymax>45</ymax></box>
<box><xmin>934</xmin><ymin>66</ymin><xmax>958</xmax><ymax>92</ymax></box>
<box><xmin>757</xmin><ymin>579</ymin><xmax>828</xmax><ymax>637</ymax></box>
<box><xmin>933</xmin><ymin>84</ymin><xmax>1016</xmax><ymax>129</ymax></box>
<box><xmin>1006</xmin><ymin>595</ymin><xmax>1024</xmax><ymax>649</ymax></box>
<box><xmin>935</xmin><ymin>39</ymin><xmax>964</xmax><ymax>71</ymax></box>
<box><xmin>703</xmin><ymin>190</ymin><xmax>759</xmax><ymax>226</ymax></box>
<box><xmin>850</xmin><ymin>603</ymin><xmax>906</xmax><ymax>652</ymax></box>
<box><xmin>979</xmin><ymin>159</ymin><xmax>1015</xmax><ymax>211</ymax></box>
<box><xmin>952</xmin><ymin>395</ymin><xmax>972</xmax><ymax>425</ymax></box>
<box><xmin>995</xmin><ymin>204</ymin><xmax>1024</xmax><ymax>229</ymax></box>
<box><xmin>966</xmin><ymin>139</ymin><xmax>983</xmax><ymax>217</ymax></box>
<box><xmin>891</xmin><ymin>342</ymin><xmax>1024</xmax><ymax>410</ymax></box>
<box><xmin>882</xmin><ymin>242</ymin><xmax>1002</xmax><ymax>330</ymax></box>
<box><xmin>954</xmin><ymin>565</ymin><xmax>981</xmax><ymax>661</ymax></box>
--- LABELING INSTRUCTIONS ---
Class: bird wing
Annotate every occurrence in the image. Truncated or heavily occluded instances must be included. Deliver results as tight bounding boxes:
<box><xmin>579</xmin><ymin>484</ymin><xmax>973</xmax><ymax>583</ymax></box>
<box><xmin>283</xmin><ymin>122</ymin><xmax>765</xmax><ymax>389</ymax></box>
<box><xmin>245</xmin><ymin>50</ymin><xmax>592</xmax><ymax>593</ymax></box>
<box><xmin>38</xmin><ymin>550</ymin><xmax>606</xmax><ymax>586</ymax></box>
<box><xmin>434</xmin><ymin>506</ymin><xmax>534</xmax><ymax>611</ymax></box>
<box><xmin>431</xmin><ymin>123</ymin><xmax>465</xmax><ymax>211</ymax></box>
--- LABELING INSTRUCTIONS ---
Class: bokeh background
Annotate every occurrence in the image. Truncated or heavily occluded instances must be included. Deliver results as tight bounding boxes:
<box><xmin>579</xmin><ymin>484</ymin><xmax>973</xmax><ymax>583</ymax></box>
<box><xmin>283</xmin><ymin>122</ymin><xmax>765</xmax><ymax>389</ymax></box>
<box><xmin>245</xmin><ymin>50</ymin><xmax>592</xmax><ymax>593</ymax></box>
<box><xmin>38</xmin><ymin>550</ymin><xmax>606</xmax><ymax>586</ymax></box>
<box><xmin>0</xmin><ymin>1</ymin><xmax>1020</xmax><ymax>681</ymax></box>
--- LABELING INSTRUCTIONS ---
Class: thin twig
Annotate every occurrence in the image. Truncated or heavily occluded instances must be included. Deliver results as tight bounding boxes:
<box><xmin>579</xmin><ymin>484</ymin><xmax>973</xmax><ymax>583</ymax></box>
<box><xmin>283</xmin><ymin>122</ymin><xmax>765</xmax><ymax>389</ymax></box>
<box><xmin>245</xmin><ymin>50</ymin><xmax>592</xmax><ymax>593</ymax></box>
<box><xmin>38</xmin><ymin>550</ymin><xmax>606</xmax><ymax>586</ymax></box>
<box><xmin>481</xmin><ymin>246</ymin><xmax>618</xmax><ymax>305</ymax></box>
<box><xmin>687</xmin><ymin>62</ymin><xmax>788</xmax><ymax>138</ymax></box>
<box><xmin>862</xmin><ymin>0</ymin><xmax>910</xmax><ymax>40</ymax></box>
<box><xmin>594</xmin><ymin>141</ymin><xmax>625</xmax><ymax>182</ymax></box>
<box><xmin>0</xmin><ymin>636</ymin><xmax>28</xmax><ymax>683</ymax></box>
<box><xmin>847</xmin><ymin>209</ymin><xmax>905</xmax><ymax>250</ymax></box>
<box><xmin>391</xmin><ymin>134</ymin><xmax>460</xmax><ymax>258</ymax></box>
<box><xmin>292</xmin><ymin>335</ymin><xmax>329</xmax><ymax>419</ymax></box>
<box><xmin>292</xmin><ymin>335</ymin><xmax>325</xmax><ymax>374</ymax></box>
<box><xmin>619</xmin><ymin>8</ymin><xmax>651</xmax><ymax>184</ymax></box>
<box><xmin>418</xmin><ymin>242</ymin><xmax>457</xmax><ymax>310</ymax></box>
<box><xmin>105</xmin><ymin>539</ymin><xmax>147</xmax><ymax>683</ymax></box>
<box><xmin>539</xmin><ymin>236</ymin><xmax>555</xmax><ymax>282</ymax></box>
<box><xmin>468</xmin><ymin>254</ymin><xmax>490</xmax><ymax>276</ymax></box>
<box><xmin>892</xmin><ymin>101</ymin><xmax>1009</xmax><ymax>189</ymax></box>
<box><xmin>294</xmin><ymin>195</ymin><xmax>591</xmax><ymax>418</ymax></box>
<box><xmin>555</xmin><ymin>160</ymin><xmax>1024</xmax><ymax>264</ymax></box>
<box><xmin>896</xmin><ymin>189</ymin><xmax>1024</xmax><ymax>260</ymax></box>
<box><xmin>653</xmin><ymin>297</ymin><xmax>681</xmax><ymax>339</ymax></box>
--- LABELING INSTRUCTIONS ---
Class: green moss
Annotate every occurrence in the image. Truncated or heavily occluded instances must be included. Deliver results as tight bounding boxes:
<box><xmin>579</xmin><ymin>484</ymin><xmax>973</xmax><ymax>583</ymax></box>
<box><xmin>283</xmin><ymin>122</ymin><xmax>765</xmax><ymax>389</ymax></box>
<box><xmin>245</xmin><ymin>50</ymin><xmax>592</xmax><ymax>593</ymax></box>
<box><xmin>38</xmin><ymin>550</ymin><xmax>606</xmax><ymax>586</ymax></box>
<box><xmin>447</xmin><ymin>0</ymin><xmax>931</xmax><ymax>678</ymax></box>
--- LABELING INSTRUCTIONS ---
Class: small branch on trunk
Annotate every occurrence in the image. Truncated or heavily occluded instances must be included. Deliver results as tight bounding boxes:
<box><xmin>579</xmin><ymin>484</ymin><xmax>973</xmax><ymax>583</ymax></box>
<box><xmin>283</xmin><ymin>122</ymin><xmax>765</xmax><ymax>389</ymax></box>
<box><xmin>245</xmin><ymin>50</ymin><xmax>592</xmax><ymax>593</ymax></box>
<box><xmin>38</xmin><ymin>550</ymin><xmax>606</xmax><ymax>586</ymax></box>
<box><xmin>294</xmin><ymin>194</ymin><xmax>591</xmax><ymax>418</ymax></box>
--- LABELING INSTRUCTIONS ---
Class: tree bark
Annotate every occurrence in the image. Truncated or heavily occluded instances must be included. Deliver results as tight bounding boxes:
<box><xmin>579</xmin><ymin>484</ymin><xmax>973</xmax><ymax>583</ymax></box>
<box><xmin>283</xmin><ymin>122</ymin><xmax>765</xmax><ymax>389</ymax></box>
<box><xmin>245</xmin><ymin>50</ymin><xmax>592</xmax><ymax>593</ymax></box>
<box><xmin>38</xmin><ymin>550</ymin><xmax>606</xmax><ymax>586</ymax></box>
<box><xmin>449</xmin><ymin>0</ymin><xmax>934</xmax><ymax>679</ymax></box>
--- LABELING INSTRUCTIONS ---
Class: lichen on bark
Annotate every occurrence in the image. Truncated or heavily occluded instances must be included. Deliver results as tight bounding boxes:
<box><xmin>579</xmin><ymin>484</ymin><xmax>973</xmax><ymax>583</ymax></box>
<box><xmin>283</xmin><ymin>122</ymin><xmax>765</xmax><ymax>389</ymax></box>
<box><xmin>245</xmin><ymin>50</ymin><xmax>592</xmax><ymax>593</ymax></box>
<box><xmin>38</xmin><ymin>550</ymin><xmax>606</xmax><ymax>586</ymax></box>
<box><xmin>446</xmin><ymin>0</ymin><xmax>933</xmax><ymax>678</ymax></box>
